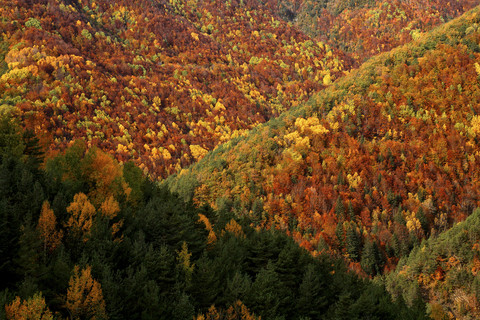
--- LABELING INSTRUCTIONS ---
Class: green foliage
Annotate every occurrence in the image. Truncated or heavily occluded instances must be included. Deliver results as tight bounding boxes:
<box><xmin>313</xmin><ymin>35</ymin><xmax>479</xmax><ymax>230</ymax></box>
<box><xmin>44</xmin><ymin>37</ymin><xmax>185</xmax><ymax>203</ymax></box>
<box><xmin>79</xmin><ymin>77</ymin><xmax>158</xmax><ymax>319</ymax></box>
<box><xmin>25</xmin><ymin>18</ymin><xmax>42</xmax><ymax>29</ymax></box>
<box><xmin>0</xmin><ymin>129</ymin><xmax>424</xmax><ymax>319</ymax></box>
<box><xmin>387</xmin><ymin>208</ymin><xmax>480</xmax><ymax>317</ymax></box>
<box><xmin>0</xmin><ymin>116</ymin><xmax>24</xmax><ymax>160</ymax></box>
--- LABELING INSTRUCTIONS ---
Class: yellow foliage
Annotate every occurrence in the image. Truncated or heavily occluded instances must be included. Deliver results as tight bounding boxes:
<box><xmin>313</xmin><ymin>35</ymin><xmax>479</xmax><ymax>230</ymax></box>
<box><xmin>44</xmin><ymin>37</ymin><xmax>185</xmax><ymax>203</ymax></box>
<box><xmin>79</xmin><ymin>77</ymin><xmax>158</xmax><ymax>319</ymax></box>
<box><xmin>346</xmin><ymin>172</ymin><xmax>362</xmax><ymax>190</ymax></box>
<box><xmin>283</xmin><ymin>147</ymin><xmax>303</xmax><ymax>162</ymax></box>
<box><xmin>223</xmin><ymin>218</ymin><xmax>245</xmax><ymax>238</ymax></box>
<box><xmin>405</xmin><ymin>211</ymin><xmax>422</xmax><ymax>232</ymax></box>
<box><xmin>162</xmin><ymin>148</ymin><xmax>172</xmax><ymax>160</ymax></box>
<box><xmin>191</xmin><ymin>32</ymin><xmax>199</xmax><ymax>41</ymax></box>
<box><xmin>327</xmin><ymin>99</ymin><xmax>356</xmax><ymax>123</ymax></box>
<box><xmin>198</xmin><ymin>213</ymin><xmax>217</xmax><ymax>246</ymax></box>
<box><xmin>195</xmin><ymin>301</ymin><xmax>260</xmax><ymax>320</ymax></box>
<box><xmin>190</xmin><ymin>144</ymin><xmax>208</xmax><ymax>161</ymax></box>
<box><xmin>5</xmin><ymin>46</ymin><xmax>45</xmax><ymax>67</ymax></box>
<box><xmin>66</xmin><ymin>265</ymin><xmax>107</xmax><ymax>320</ymax></box>
<box><xmin>284</xmin><ymin>131</ymin><xmax>310</xmax><ymax>149</ymax></box>
<box><xmin>66</xmin><ymin>193</ymin><xmax>96</xmax><ymax>241</ymax></box>
<box><xmin>295</xmin><ymin>117</ymin><xmax>329</xmax><ymax>135</ymax></box>
<box><xmin>37</xmin><ymin>201</ymin><xmax>63</xmax><ymax>253</ymax></box>
<box><xmin>226</xmin><ymin>300</ymin><xmax>260</xmax><ymax>320</ymax></box>
<box><xmin>100</xmin><ymin>195</ymin><xmax>120</xmax><ymax>219</ymax></box>
<box><xmin>176</xmin><ymin>241</ymin><xmax>195</xmax><ymax>283</ymax></box>
<box><xmin>5</xmin><ymin>293</ymin><xmax>53</xmax><ymax>320</ymax></box>
<box><xmin>213</xmin><ymin>100</ymin><xmax>226</xmax><ymax>111</ymax></box>
<box><xmin>470</xmin><ymin>115</ymin><xmax>480</xmax><ymax>138</ymax></box>
<box><xmin>1</xmin><ymin>65</ymin><xmax>38</xmax><ymax>82</ymax></box>
<box><xmin>475</xmin><ymin>62</ymin><xmax>480</xmax><ymax>77</ymax></box>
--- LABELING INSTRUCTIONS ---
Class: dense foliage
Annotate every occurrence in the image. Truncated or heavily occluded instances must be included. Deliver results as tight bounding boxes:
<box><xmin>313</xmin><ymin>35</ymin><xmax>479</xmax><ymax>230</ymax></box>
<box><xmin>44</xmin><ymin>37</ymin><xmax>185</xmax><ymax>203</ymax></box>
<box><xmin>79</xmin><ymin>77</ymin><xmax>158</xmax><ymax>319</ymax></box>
<box><xmin>1</xmin><ymin>0</ymin><xmax>476</xmax><ymax>179</ymax></box>
<box><xmin>4</xmin><ymin>0</ymin><xmax>480</xmax><ymax>318</ymax></box>
<box><xmin>0</xmin><ymin>118</ymin><xmax>426</xmax><ymax>319</ymax></box>
<box><xmin>166</xmin><ymin>6</ymin><xmax>480</xmax><ymax>278</ymax></box>
<box><xmin>386</xmin><ymin>208</ymin><xmax>480</xmax><ymax>319</ymax></box>
<box><xmin>272</xmin><ymin>0</ymin><xmax>479</xmax><ymax>63</ymax></box>
<box><xmin>0</xmin><ymin>0</ymin><xmax>347</xmax><ymax>178</ymax></box>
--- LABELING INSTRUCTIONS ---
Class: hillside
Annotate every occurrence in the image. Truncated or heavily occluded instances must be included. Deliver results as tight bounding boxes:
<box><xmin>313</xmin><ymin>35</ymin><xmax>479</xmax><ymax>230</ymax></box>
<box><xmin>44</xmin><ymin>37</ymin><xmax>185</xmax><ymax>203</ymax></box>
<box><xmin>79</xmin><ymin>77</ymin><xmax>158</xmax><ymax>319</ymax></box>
<box><xmin>4</xmin><ymin>0</ymin><xmax>480</xmax><ymax>318</ymax></box>
<box><xmin>0</xmin><ymin>0</ymin><xmax>347</xmax><ymax>178</ymax></box>
<box><xmin>273</xmin><ymin>0</ymin><xmax>480</xmax><ymax>63</ymax></box>
<box><xmin>166</xmin><ymin>5</ymin><xmax>480</xmax><ymax>276</ymax></box>
<box><xmin>1</xmin><ymin>0</ymin><xmax>477</xmax><ymax>180</ymax></box>
<box><xmin>386</xmin><ymin>208</ymin><xmax>480</xmax><ymax>318</ymax></box>
<box><xmin>0</xmin><ymin>117</ymin><xmax>427</xmax><ymax>319</ymax></box>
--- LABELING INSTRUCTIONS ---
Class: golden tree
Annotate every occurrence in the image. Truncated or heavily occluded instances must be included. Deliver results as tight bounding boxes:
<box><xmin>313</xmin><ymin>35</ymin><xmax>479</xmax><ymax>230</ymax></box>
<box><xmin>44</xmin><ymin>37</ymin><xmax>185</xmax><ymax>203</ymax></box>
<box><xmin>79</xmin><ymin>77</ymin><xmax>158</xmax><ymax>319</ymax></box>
<box><xmin>5</xmin><ymin>293</ymin><xmax>53</xmax><ymax>320</ymax></box>
<box><xmin>177</xmin><ymin>241</ymin><xmax>195</xmax><ymax>285</ymax></box>
<box><xmin>223</xmin><ymin>219</ymin><xmax>245</xmax><ymax>238</ymax></box>
<box><xmin>100</xmin><ymin>195</ymin><xmax>123</xmax><ymax>240</ymax></box>
<box><xmin>37</xmin><ymin>201</ymin><xmax>63</xmax><ymax>254</ymax></box>
<box><xmin>66</xmin><ymin>193</ymin><xmax>96</xmax><ymax>242</ymax></box>
<box><xmin>65</xmin><ymin>265</ymin><xmax>107</xmax><ymax>320</ymax></box>
<box><xmin>198</xmin><ymin>214</ymin><xmax>217</xmax><ymax>247</ymax></box>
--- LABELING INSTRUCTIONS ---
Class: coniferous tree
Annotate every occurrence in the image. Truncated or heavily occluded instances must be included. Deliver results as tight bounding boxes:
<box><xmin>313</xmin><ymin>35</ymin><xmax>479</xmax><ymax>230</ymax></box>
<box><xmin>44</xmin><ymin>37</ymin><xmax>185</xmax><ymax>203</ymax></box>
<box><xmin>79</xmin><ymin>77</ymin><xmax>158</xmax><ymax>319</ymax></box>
<box><xmin>297</xmin><ymin>263</ymin><xmax>329</xmax><ymax>318</ymax></box>
<box><xmin>346</xmin><ymin>222</ymin><xmax>361</xmax><ymax>261</ymax></box>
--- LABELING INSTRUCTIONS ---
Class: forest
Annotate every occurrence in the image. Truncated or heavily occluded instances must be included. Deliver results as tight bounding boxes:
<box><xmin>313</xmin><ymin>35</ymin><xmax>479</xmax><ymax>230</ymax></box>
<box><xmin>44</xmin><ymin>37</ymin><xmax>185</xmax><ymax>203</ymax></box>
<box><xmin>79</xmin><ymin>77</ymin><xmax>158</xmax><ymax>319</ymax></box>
<box><xmin>0</xmin><ymin>116</ymin><xmax>427</xmax><ymax>319</ymax></box>
<box><xmin>3</xmin><ymin>0</ymin><xmax>480</xmax><ymax>318</ymax></box>
<box><xmin>165</xmin><ymin>4</ymin><xmax>480</xmax><ymax>318</ymax></box>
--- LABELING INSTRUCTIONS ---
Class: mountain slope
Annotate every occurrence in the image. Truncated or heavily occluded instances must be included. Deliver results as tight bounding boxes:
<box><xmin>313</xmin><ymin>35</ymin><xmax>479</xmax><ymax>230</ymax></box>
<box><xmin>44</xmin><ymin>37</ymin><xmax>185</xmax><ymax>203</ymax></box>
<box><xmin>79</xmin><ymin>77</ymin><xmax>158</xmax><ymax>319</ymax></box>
<box><xmin>2</xmin><ymin>0</ymin><xmax>478</xmax><ymax>180</ymax></box>
<box><xmin>0</xmin><ymin>118</ymin><xmax>426</xmax><ymax>319</ymax></box>
<box><xmin>166</xmin><ymin>5</ymin><xmax>480</xmax><ymax>275</ymax></box>
<box><xmin>0</xmin><ymin>0</ymin><xmax>346</xmax><ymax>178</ymax></box>
<box><xmin>273</xmin><ymin>0</ymin><xmax>480</xmax><ymax>63</ymax></box>
<box><xmin>386</xmin><ymin>208</ymin><xmax>480</xmax><ymax>318</ymax></box>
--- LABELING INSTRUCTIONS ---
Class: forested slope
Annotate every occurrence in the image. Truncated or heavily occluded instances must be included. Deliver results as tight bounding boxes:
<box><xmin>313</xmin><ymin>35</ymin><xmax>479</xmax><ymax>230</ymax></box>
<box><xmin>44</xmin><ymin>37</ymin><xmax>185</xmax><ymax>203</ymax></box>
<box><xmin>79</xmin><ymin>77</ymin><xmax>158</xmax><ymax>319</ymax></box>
<box><xmin>0</xmin><ymin>116</ymin><xmax>426</xmax><ymax>319</ymax></box>
<box><xmin>2</xmin><ymin>0</ymin><xmax>478</xmax><ymax>180</ymax></box>
<box><xmin>166</xmin><ymin>5</ymin><xmax>480</xmax><ymax>277</ymax></box>
<box><xmin>385</xmin><ymin>207</ymin><xmax>480</xmax><ymax>319</ymax></box>
<box><xmin>0</xmin><ymin>0</ymin><xmax>347</xmax><ymax>178</ymax></box>
<box><xmin>272</xmin><ymin>0</ymin><xmax>480</xmax><ymax>64</ymax></box>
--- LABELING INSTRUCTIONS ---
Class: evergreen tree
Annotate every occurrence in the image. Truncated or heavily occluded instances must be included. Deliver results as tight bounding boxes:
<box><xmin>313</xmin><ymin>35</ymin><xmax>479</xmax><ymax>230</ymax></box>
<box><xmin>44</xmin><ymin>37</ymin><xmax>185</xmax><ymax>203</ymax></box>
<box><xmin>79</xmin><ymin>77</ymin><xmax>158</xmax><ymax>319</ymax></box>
<box><xmin>346</xmin><ymin>222</ymin><xmax>361</xmax><ymax>261</ymax></box>
<box><xmin>223</xmin><ymin>271</ymin><xmax>252</xmax><ymax>306</ymax></box>
<box><xmin>335</xmin><ymin>197</ymin><xmax>345</xmax><ymax>217</ymax></box>
<box><xmin>361</xmin><ymin>239</ymin><xmax>383</xmax><ymax>276</ymax></box>
<box><xmin>297</xmin><ymin>264</ymin><xmax>329</xmax><ymax>318</ymax></box>
<box><xmin>189</xmin><ymin>255</ymin><xmax>219</xmax><ymax>310</ymax></box>
<box><xmin>248</xmin><ymin>261</ymin><xmax>282</xmax><ymax>319</ymax></box>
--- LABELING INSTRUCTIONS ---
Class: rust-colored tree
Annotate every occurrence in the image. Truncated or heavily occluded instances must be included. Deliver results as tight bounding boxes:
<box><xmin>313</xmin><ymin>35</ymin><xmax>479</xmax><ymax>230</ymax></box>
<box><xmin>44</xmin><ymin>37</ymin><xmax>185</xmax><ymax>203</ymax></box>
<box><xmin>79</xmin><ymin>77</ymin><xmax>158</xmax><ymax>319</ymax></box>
<box><xmin>65</xmin><ymin>265</ymin><xmax>107</xmax><ymax>320</ymax></box>
<box><xmin>37</xmin><ymin>201</ymin><xmax>63</xmax><ymax>255</ymax></box>
<box><xmin>66</xmin><ymin>193</ymin><xmax>96</xmax><ymax>242</ymax></box>
<box><xmin>5</xmin><ymin>293</ymin><xmax>53</xmax><ymax>320</ymax></box>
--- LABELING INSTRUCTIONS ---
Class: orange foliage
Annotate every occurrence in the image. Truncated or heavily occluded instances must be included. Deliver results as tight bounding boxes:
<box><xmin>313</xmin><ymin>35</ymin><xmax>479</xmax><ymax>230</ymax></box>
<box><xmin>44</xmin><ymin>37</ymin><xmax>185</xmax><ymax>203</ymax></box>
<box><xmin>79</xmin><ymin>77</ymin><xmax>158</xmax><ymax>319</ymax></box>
<box><xmin>198</xmin><ymin>213</ymin><xmax>217</xmax><ymax>247</ymax></box>
<box><xmin>66</xmin><ymin>265</ymin><xmax>107</xmax><ymax>320</ymax></box>
<box><xmin>5</xmin><ymin>293</ymin><xmax>53</xmax><ymax>320</ymax></box>
<box><xmin>223</xmin><ymin>219</ymin><xmax>245</xmax><ymax>238</ymax></box>
<box><xmin>195</xmin><ymin>301</ymin><xmax>260</xmax><ymax>320</ymax></box>
<box><xmin>66</xmin><ymin>193</ymin><xmax>96</xmax><ymax>242</ymax></box>
<box><xmin>37</xmin><ymin>201</ymin><xmax>63</xmax><ymax>253</ymax></box>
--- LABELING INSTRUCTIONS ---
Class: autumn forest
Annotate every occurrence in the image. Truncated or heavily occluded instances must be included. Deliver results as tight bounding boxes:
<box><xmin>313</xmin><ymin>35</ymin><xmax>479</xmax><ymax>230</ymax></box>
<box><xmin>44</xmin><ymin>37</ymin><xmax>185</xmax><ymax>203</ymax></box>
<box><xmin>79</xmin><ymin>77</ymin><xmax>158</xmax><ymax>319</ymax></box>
<box><xmin>2</xmin><ymin>0</ymin><xmax>480</xmax><ymax>319</ymax></box>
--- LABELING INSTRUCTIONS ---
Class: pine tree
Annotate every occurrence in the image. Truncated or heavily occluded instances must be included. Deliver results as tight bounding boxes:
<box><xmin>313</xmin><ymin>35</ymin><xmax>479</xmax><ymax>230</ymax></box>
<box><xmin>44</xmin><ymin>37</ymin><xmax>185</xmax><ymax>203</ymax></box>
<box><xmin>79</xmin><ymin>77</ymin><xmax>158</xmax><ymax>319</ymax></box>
<box><xmin>248</xmin><ymin>261</ymin><xmax>282</xmax><ymax>319</ymax></box>
<box><xmin>297</xmin><ymin>263</ymin><xmax>328</xmax><ymax>318</ymax></box>
<box><xmin>335</xmin><ymin>197</ymin><xmax>345</xmax><ymax>217</ymax></box>
<box><xmin>224</xmin><ymin>271</ymin><xmax>252</xmax><ymax>305</ymax></box>
<box><xmin>361</xmin><ymin>239</ymin><xmax>383</xmax><ymax>276</ymax></box>
<box><xmin>346</xmin><ymin>222</ymin><xmax>361</xmax><ymax>261</ymax></box>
